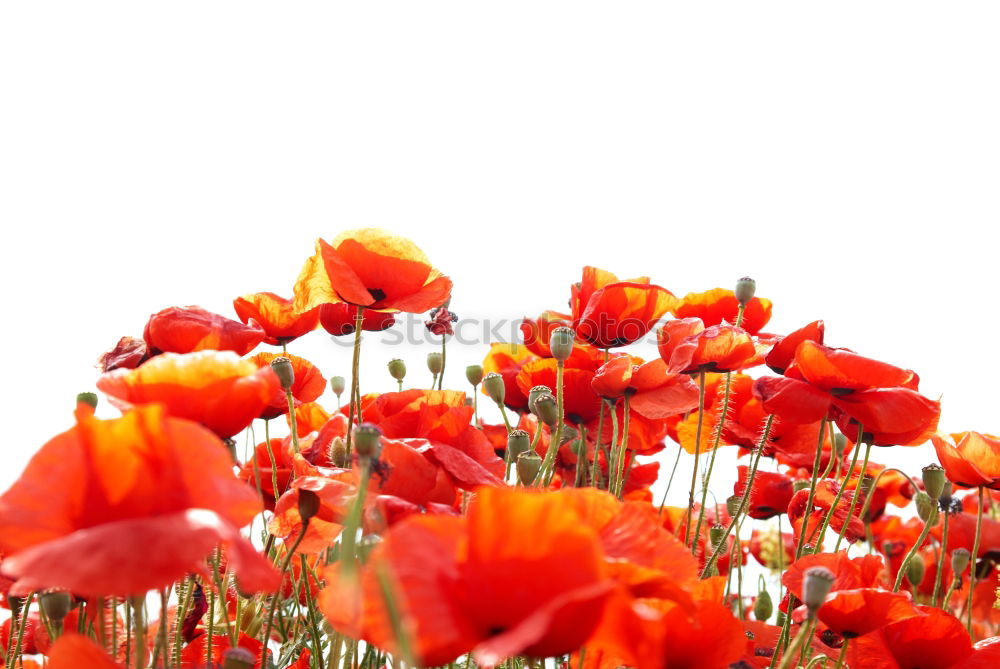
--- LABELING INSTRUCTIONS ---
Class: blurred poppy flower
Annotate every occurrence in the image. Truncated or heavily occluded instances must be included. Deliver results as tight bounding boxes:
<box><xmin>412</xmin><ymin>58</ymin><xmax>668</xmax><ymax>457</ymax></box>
<box><xmin>799</xmin><ymin>587</ymin><xmax>921</xmax><ymax>639</ymax></box>
<box><xmin>672</xmin><ymin>287</ymin><xmax>773</xmax><ymax>336</ymax></box>
<box><xmin>787</xmin><ymin>479</ymin><xmax>865</xmax><ymax>548</ymax></box>
<box><xmin>233</xmin><ymin>292</ymin><xmax>320</xmax><ymax>345</ymax></box>
<box><xmin>734</xmin><ymin>466</ymin><xmax>794</xmax><ymax>520</ymax></box>
<box><xmin>97</xmin><ymin>350</ymin><xmax>280</xmax><ymax>438</ymax></box>
<box><xmin>932</xmin><ymin>432</ymin><xmax>1000</xmax><ymax>490</ymax></box>
<box><xmin>239</xmin><ymin>437</ymin><xmax>295</xmax><ymax>508</ymax></box>
<box><xmin>46</xmin><ymin>633</ymin><xmax>118</xmax><ymax>669</ymax></box>
<box><xmin>143</xmin><ymin>305</ymin><xmax>265</xmax><ymax>356</ymax></box>
<box><xmin>0</xmin><ymin>405</ymin><xmax>278</xmax><ymax>597</ymax></box>
<box><xmin>749</xmin><ymin>528</ymin><xmax>796</xmax><ymax>570</ymax></box>
<box><xmin>97</xmin><ymin>336</ymin><xmax>150</xmax><ymax>372</ymax></box>
<box><xmin>319</xmin><ymin>302</ymin><xmax>396</xmax><ymax>336</ymax></box>
<box><xmin>247</xmin><ymin>352</ymin><xmax>326</xmax><ymax>420</ymax></box>
<box><xmin>269</xmin><ymin>476</ymin><xmax>354</xmax><ymax>554</ymax></box>
<box><xmin>291</xmin><ymin>401</ymin><xmax>333</xmax><ymax>435</ymax></box>
<box><xmin>293</xmin><ymin>228</ymin><xmax>452</xmax><ymax>313</ymax></box>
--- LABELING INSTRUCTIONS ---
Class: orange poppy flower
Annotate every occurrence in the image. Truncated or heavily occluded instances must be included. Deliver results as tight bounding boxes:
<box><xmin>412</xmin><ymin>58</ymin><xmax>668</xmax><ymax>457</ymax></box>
<box><xmin>0</xmin><ymin>405</ymin><xmax>277</xmax><ymax>597</ymax></box>
<box><xmin>247</xmin><ymin>352</ymin><xmax>325</xmax><ymax>420</ymax></box>
<box><xmin>232</xmin><ymin>292</ymin><xmax>320</xmax><ymax>345</ymax></box>
<box><xmin>97</xmin><ymin>350</ymin><xmax>280</xmax><ymax>438</ymax></box>
<box><xmin>46</xmin><ymin>634</ymin><xmax>118</xmax><ymax>669</ymax></box>
<box><xmin>660</xmin><ymin>320</ymin><xmax>761</xmax><ymax>374</ymax></box>
<box><xmin>783</xmin><ymin>551</ymin><xmax>886</xmax><ymax>604</ymax></box>
<box><xmin>575</xmin><ymin>280</ymin><xmax>677</xmax><ymax>349</ymax></box>
<box><xmin>516</xmin><ymin>358</ymin><xmax>603</xmax><ymax>425</ymax></box>
<box><xmin>932</xmin><ymin>432</ymin><xmax>1000</xmax><ymax>490</ymax></box>
<box><xmin>520</xmin><ymin>311</ymin><xmax>573</xmax><ymax>358</ymax></box>
<box><xmin>293</xmin><ymin>228</ymin><xmax>452</xmax><ymax>313</ymax></box>
<box><xmin>269</xmin><ymin>476</ymin><xmax>353</xmax><ymax>554</ymax></box>
<box><xmin>290</xmin><ymin>401</ymin><xmax>333</xmax><ymax>435</ymax></box>
<box><xmin>591</xmin><ymin>358</ymin><xmax>700</xmax><ymax>420</ymax></box>
<box><xmin>798</xmin><ymin>588</ymin><xmax>921</xmax><ymax>639</ymax></box>
<box><xmin>734</xmin><ymin>466</ymin><xmax>794</xmax><ymax>520</ymax></box>
<box><xmin>787</xmin><ymin>480</ymin><xmax>866</xmax><ymax>548</ymax></box>
<box><xmin>481</xmin><ymin>343</ymin><xmax>539</xmax><ymax>413</ymax></box>
<box><xmin>239</xmin><ymin>436</ymin><xmax>295</xmax><ymax>508</ymax></box>
<box><xmin>143</xmin><ymin>305</ymin><xmax>265</xmax><ymax>355</ymax></box>
<box><xmin>765</xmin><ymin>320</ymin><xmax>825</xmax><ymax>374</ymax></box>
<box><xmin>672</xmin><ymin>287</ymin><xmax>773</xmax><ymax>336</ymax></box>
<box><xmin>318</xmin><ymin>302</ymin><xmax>396</xmax><ymax>336</ymax></box>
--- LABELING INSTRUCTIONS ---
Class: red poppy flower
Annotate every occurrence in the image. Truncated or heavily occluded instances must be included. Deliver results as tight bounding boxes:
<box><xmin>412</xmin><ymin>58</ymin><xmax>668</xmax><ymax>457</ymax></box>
<box><xmin>517</xmin><ymin>358</ymin><xmax>603</xmax><ymax>425</ymax></box>
<box><xmin>97</xmin><ymin>350</ymin><xmax>280</xmax><ymax>438</ymax></box>
<box><xmin>575</xmin><ymin>281</ymin><xmax>677</xmax><ymax>349</ymax></box>
<box><xmin>734</xmin><ymin>466</ymin><xmax>794</xmax><ymax>520</ymax></box>
<box><xmin>765</xmin><ymin>320</ymin><xmax>825</xmax><ymax>374</ymax></box>
<box><xmin>935</xmin><ymin>510</ymin><xmax>1000</xmax><ymax>559</ymax></box>
<box><xmin>0</xmin><ymin>405</ymin><xmax>278</xmax><ymax>597</ymax></box>
<box><xmin>318</xmin><ymin>302</ymin><xmax>396</xmax><ymax>336</ymax></box>
<box><xmin>799</xmin><ymin>588</ymin><xmax>921</xmax><ymax>639</ymax></box>
<box><xmin>660</xmin><ymin>321</ymin><xmax>761</xmax><ymax>374</ymax></box>
<box><xmin>749</xmin><ymin>529</ymin><xmax>796</xmax><ymax>569</ymax></box>
<box><xmin>46</xmin><ymin>634</ymin><xmax>118</xmax><ymax>669</ymax></box>
<box><xmin>932</xmin><ymin>432</ymin><xmax>1000</xmax><ymax>490</ymax></box>
<box><xmin>521</xmin><ymin>311</ymin><xmax>573</xmax><ymax>357</ymax></box>
<box><xmin>239</xmin><ymin>437</ymin><xmax>294</xmax><ymax>508</ymax></box>
<box><xmin>783</xmin><ymin>551</ymin><xmax>886</xmax><ymax>604</ymax></box>
<box><xmin>481</xmin><ymin>343</ymin><xmax>539</xmax><ymax>412</ymax></box>
<box><xmin>293</xmin><ymin>228</ymin><xmax>452</xmax><ymax>313</ymax></box>
<box><xmin>97</xmin><ymin>335</ymin><xmax>150</xmax><ymax>372</ymax></box>
<box><xmin>269</xmin><ymin>476</ymin><xmax>353</xmax><ymax>554</ymax></box>
<box><xmin>672</xmin><ymin>287</ymin><xmax>773</xmax><ymax>335</ymax></box>
<box><xmin>143</xmin><ymin>305</ymin><xmax>265</xmax><ymax>355</ymax></box>
<box><xmin>591</xmin><ymin>358</ymin><xmax>700</xmax><ymax>419</ymax></box>
<box><xmin>247</xmin><ymin>352</ymin><xmax>326</xmax><ymax>420</ymax></box>
<box><xmin>787</xmin><ymin>480</ymin><xmax>866</xmax><ymax>548</ymax></box>
<box><xmin>233</xmin><ymin>292</ymin><xmax>320</xmax><ymax>345</ymax></box>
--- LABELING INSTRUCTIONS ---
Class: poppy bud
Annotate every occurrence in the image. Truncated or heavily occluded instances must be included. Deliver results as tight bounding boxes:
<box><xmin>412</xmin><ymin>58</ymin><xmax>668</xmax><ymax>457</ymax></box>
<box><xmin>270</xmin><ymin>356</ymin><xmax>295</xmax><ymax>391</ymax></box>
<box><xmin>710</xmin><ymin>524</ymin><xmax>727</xmax><ymax>549</ymax></box>
<box><xmin>39</xmin><ymin>591</ymin><xmax>74</xmax><ymax>623</ymax></box>
<box><xmin>532</xmin><ymin>393</ymin><xmax>559</xmax><ymax>428</ymax></box>
<box><xmin>905</xmin><ymin>556</ymin><xmax>925</xmax><ymax>587</ymax></box>
<box><xmin>297</xmin><ymin>489</ymin><xmax>321</xmax><ymax>525</ymax></box>
<box><xmin>726</xmin><ymin>495</ymin><xmax>742</xmax><ymax>518</ymax></box>
<box><xmin>76</xmin><ymin>392</ymin><xmax>98</xmax><ymax>409</ymax></box>
<box><xmin>517</xmin><ymin>451</ymin><xmax>543</xmax><ymax>485</ymax></box>
<box><xmin>528</xmin><ymin>385</ymin><xmax>552</xmax><ymax>411</ymax></box>
<box><xmin>329</xmin><ymin>437</ymin><xmax>348</xmax><ymax>468</ymax></box>
<box><xmin>388</xmin><ymin>359</ymin><xmax>406</xmax><ymax>382</ymax></box>
<box><xmin>833</xmin><ymin>433</ymin><xmax>848</xmax><ymax>456</ymax></box>
<box><xmin>483</xmin><ymin>373</ymin><xmax>506</xmax><ymax>405</ymax></box>
<box><xmin>7</xmin><ymin>596</ymin><xmax>25</xmax><ymax>618</ymax></box>
<box><xmin>549</xmin><ymin>327</ymin><xmax>575</xmax><ymax>362</ymax></box>
<box><xmin>922</xmin><ymin>464</ymin><xmax>946</xmax><ymax>501</ymax></box>
<box><xmin>792</xmin><ymin>480</ymin><xmax>811</xmax><ymax>493</ymax></box>
<box><xmin>507</xmin><ymin>429</ymin><xmax>531</xmax><ymax>461</ymax></box>
<box><xmin>802</xmin><ymin>566</ymin><xmax>835</xmax><ymax>615</ymax></box>
<box><xmin>353</xmin><ymin>423</ymin><xmax>382</xmax><ymax>459</ymax></box>
<box><xmin>426</xmin><ymin>352</ymin><xmax>443</xmax><ymax>376</ymax></box>
<box><xmin>939</xmin><ymin>482</ymin><xmax>954</xmax><ymax>511</ymax></box>
<box><xmin>330</xmin><ymin>375</ymin><xmax>346</xmax><ymax>397</ymax></box>
<box><xmin>754</xmin><ymin>588</ymin><xmax>773</xmax><ymax>621</ymax></box>
<box><xmin>735</xmin><ymin>277</ymin><xmax>756</xmax><ymax>306</ymax></box>
<box><xmin>952</xmin><ymin>548</ymin><xmax>971</xmax><ymax>575</ymax></box>
<box><xmin>915</xmin><ymin>492</ymin><xmax>937</xmax><ymax>523</ymax></box>
<box><xmin>223</xmin><ymin>648</ymin><xmax>257</xmax><ymax>669</ymax></box>
<box><xmin>466</xmin><ymin>364</ymin><xmax>484</xmax><ymax>386</ymax></box>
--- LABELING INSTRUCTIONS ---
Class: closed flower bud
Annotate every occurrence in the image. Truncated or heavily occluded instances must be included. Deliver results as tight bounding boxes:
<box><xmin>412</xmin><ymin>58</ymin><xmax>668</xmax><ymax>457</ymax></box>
<box><xmin>426</xmin><ymin>352</ymin><xmax>443</xmax><ymax>376</ymax></box>
<box><xmin>532</xmin><ymin>393</ymin><xmax>559</xmax><ymax>427</ymax></box>
<box><xmin>939</xmin><ymin>482</ymin><xmax>954</xmax><ymax>511</ymax></box>
<box><xmin>466</xmin><ymin>364</ymin><xmax>484</xmax><ymax>386</ymax></box>
<box><xmin>915</xmin><ymin>492</ymin><xmax>937</xmax><ymax>523</ymax></box>
<box><xmin>40</xmin><ymin>591</ymin><xmax>74</xmax><ymax>623</ymax></box>
<box><xmin>353</xmin><ymin>423</ymin><xmax>382</xmax><ymax>459</ymax></box>
<box><xmin>76</xmin><ymin>392</ymin><xmax>98</xmax><ymax>409</ymax></box>
<box><xmin>388</xmin><ymin>358</ymin><xmax>406</xmax><ymax>382</ymax></box>
<box><xmin>952</xmin><ymin>548</ymin><xmax>971</xmax><ymax>575</ymax></box>
<box><xmin>803</xmin><ymin>566</ymin><xmax>835</xmax><ymax>614</ymax></box>
<box><xmin>559</xmin><ymin>424</ymin><xmax>579</xmax><ymax>446</ymax></box>
<box><xmin>922</xmin><ymin>464</ymin><xmax>946</xmax><ymax>501</ymax></box>
<box><xmin>528</xmin><ymin>385</ymin><xmax>551</xmax><ymax>411</ymax></box>
<box><xmin>270</xmin><ymin>356</ymin><xmax>295</xmax><ymax>391</ymax></box>
<box><xmin>329</xmin><ymin>437</ymin><xmax>348</xmax><ymax>467</ymax></box>
<box><xmin>905</xmin><ymin>556</ymin><xmax>925</xmax><ymax>587</ymax></box>
<box><xmin>516</xmin><ymin>451</ymin><xmax>543</xmax><ymax>485</ymax></box>
<box><xmin>735</xmin><ymin>277</ymin><xmax>756</xmax><ymax>306</ymax></box>
<box><xmin>754</xmin><ymin>589</ymin><xmax>773</xmax><ymax>621</ymax></box>
<box><xmin>297</xmin><ymin>489</ymin><xmax>321</xmax><ymax>525</ymax></box>
<box><xmin>329</xmin><ymin>375</ymin><xmax>346</xmax><ymax>397</ymax></box>
<box><xmin>483</xmin><ymin>373</ymin><xmax>506</xmax><ymax>405</ymax></box>
<box><xmin>507</xmin><ymin>429</ymin><xmax>531</xmax><ymax>461</ymax></box>
<box><xmin>710</xmin><ymin>524</ymin><xmax>727</xmax><ymax>548</ymax></box>
<box><xmin>727</xmin><ymin>495</ymin><xmax>743</xmax><ymax>517</ymax></box>
<box><xmin>793</xmin><ymin>480</ymin><xmax>811</xmax><ymax>493</ymax></box>
<box><xmin>223</xmin><ymin>648</ymin><xmax>257</xmax><ymax>669</ymax></box>
<box><xmin>833</xmin><ymin>433</ymin><xmax>848</xmax><ymax>456</ymax></box>
<box><xmin>549</xmin><ymin>327</ymin><xmax>575</xmax><ymax>362</ymax></box>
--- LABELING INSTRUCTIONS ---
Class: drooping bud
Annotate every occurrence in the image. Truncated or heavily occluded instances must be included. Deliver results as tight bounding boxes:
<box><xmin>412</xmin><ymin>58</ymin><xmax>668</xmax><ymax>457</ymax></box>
<box><xmin>922</xmin><ymin>464</ymin><xmax>946</xmax><ymax>501</ymax></box>
<box><xmin>388</xmin><ymin>359</ymin><xmax>407</xmax><ymax>382</ymax></box>
<box><xmin>329</xmin><ymin>375</ymin><xmax>346</xmax><ymax>397</ymax></box>
<box><xmin>915</xmin><ymin>492</ymin><xmax>937</xmax><ymax>523</ymax></box>
<box><xmin>710</xmin><ymin>524</ymin><xmax>727</xmax><ymax>549</ymax></box>
<box><xmin>507</xmin><ymin>429</ymin><xmax>531</xmax><ymax>461</ymax></box>
<box><xmin>297</xmin><ymin>489</ymin><xmax>321</xmax><ymax>525</ymax></box>
<box><xmin>754</xmin><ymin>588</ymin><xmax>773</xmax><ymax>621</ymax></box>
<box><xmin>223</xmin><ymin>648</ymin><xmax>257</xmax><ymax>669</ymax></box>
<box><xmin>939</xmin><ymin>481</ymin><xmax>954</xmax><ymax>511</ymax></box>
<box><xmin>516</xmin><ymin>451</ymin><xmax>543</xmax><ymax>485</ymax></box>
<box><xmin>952</xmin><ymin>548</ymin><xmax>971</xmax><ymax>575</ymax></box>
<box><xmin>727</xmin><ymin>495</ymin><xmax>743</xmax><ymax>517</ymax></box>
<box><xmin>549</xmin><ymin>327</ymin><xmax>575</xmax><ymax>362</ymax></box>
<box><xmin>735</xmin><ymin>277</ymin><xmax>756</xmax><ymax>306</ymax></box>
<box><xmin>76</xmin><ymin>392</ymin><xmax>98</xmax><ymax>409</ymax></box>
<box><xmin>905</xmin><ymin>556</ymin><xmax>925</xmax><ymax>587</ymax></box>
<box><xmin>426</xmin><ymin>352</ymin><xmax>443</xmax><ymax>376</ymax></box>
<box><xmin>832</xmin><ymin>433</ymin><xmax>848</xmax><ymax>457</ymax></box>
<box><xmin>329</xmin><ymin>437</ymin><xmax>348</xmax><ymax>468</ymax></box>
<box><xmin>483</xmin><ymin>373</ymin><xmax>506</xmax><ymax>405</ymax></box>
<box><xmin>559</xmin><ymin>424</ymin><xmax>579</xmax><ymax>446</ymax></box>
<box><xmin>792</xmin><ymin>480</ymin><xmax>811</xmax><ymax>493</ymax></box>
<box><xmin>353</xmin><ymin>423</ymin><xmax>383</xmax><ymax>459</ymax></box>
<box><xmin>802</xmin><ymin>566</ymin><xmax>835</xmax><ymax>615</ymax></box>
<box><xmin>532</xmin><ymin>393</ymin><xmax>559</xmax><ymax>428</ymax></box>
<box><xmin>528</xmin><ymin>385</ymin><xmax>551</xmax><ymax>411</ymax></box>
<box><xmin>270</xmin><ymin>356</ymin><xmax>295</xmax><ymax>391</ymax></box>
<box><xmin>465</xmin><ymin>365</ymin><xmax>484</xmax><ymax>387</ymax></box>
<box><xmin>39</xmin><ymin>591</ymin><xmax>74</xmax><ymax>623</ymax></box>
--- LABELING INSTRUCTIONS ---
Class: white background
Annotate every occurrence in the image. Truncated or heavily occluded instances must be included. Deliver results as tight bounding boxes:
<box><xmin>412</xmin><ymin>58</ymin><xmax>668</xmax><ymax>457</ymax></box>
<box><xmin>1</xmin><ymin>3</ymin><xmax>998</xmax><ymax>503</ymax></box>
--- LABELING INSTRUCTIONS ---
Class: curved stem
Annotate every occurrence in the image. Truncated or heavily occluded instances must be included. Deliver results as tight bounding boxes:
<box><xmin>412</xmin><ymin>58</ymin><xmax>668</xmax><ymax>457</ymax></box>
<box><xmin>892</xmin><ymin>507</ymin><xmax>936</xmax><ymax>592</ymax></box>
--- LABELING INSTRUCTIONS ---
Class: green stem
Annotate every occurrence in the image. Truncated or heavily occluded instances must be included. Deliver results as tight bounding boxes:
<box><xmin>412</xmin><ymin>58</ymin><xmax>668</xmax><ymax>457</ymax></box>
<box><xmin>692</xmin><ymin>370</ymin><xmax>734</xmax><ymax>553</ymax></box>
<box><xmin>967</xmin><ymin>486</ymin><xmax>984</xmax><ymax>636</ymax></box>
<box><xmin>684</xmin><ymin>369</ymin><xmax>708</xmax><ymax>550</ymax></box>
<box><xmin>932</xmin><ymin>509</ymin><xmax>950</xmax><ymax>607</ymax></box>
<box><xmin>345</xmin><ymin>307</ymin><xmax>365</xmax><ymax>460</ymax></box>
<box><xmin>831</xmin><ymin>440</ymin><xmax>873</xmax><ymax>552</ymax></box>
<box><xmin>438</xmin><ymin>333</ymin><xmax>447</xmax><ymax>390</ymax></box>
<box><xmin>612</xmin><ymin>395</ymin><xmax>631</xmax><ymax>498</ymax></box>
<box><xmin>259</xmin><ymin>522</ymin><xmax>310</xmax><ymax>668</ymax></box>
<box><xmin>811</xmin><ymin>429</ymin><xmax>865</xmax><ymax>554</ymax></box>
<box><xmin>834</xmin><ymin>638</ymin><xmax>849</xmax><ymax>669</ymax></box>
<box><xmin>539</xmin><ymin>360</ymin><xmax>566</xmax><ymax>486</ymax></box>
<box><xmin>893</xmin><ymin>508</ymin><xmax>937</xmax><ymax>592</ymax></box>
<box><xmin>775</xmin><ymin>619</ymin><xmax>811</xmax><ymax>669</ymax></box>
<box><xmin>286</xmin><ymin>389</ymin><xmax>300</xmax><ymax>453</ymax></box>
<box><xmin>795</xmin><ymin>419</ymin><xmax>829</xmax><ymax>558</ymax></box>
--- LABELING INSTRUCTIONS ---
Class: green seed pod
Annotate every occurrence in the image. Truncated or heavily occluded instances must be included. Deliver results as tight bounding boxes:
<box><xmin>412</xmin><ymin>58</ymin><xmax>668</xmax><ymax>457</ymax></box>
<box><xmin>532</xmin><ymin>393</ymin><xmax>559</xmax><ymax>428</ymax></box>
<box><xmin>832</xmin><ymin>433</ymin><xmax>848</xmax><ymax>457</ymax></box>
<box><xmin>516</xmin><ymin>451</ymin><xmax>543</xmax><ymax>485</ymax></box>
<box><xmin>388</xmin><ymin>358</ymin><xmax>407</xmax><ymax>382</ymax></box>
<box><xmin>735</xmin><ymin>277</ymin><xmax>756</xmax><ymax>306</ymax></box>
<box><xmin>297</xmin><ymin>489</ymin><xmax>321</xmax><ymax>525</ymax></box>
<box><xmin>353</xmin><ymin>423</ymin><xmax>383</xmax><ymax>459</ymax></box>
<box><xmin>329</xmin><ymin>375</ymin><xmax>346</xmax><ymax>397</ymax></box>
<box><xmin>549</xmin><ymin>327</ymin><xmax>575</xmax><ymax>362</ymax></box>
<box><xmin>76</xmin><ymin>392</ymin><xmax>98</xmax><ymax>409</ymax></box>
<box><xmin>270</xmin><ymin>356</ymin><xmax>295</xmax><ymax>391</ymax></box>
<box><xmin>223</xmin><ymin>648</ymin><xmax>257</xmax><ymax>669</ymax></box>
<box><xmin>952</xmin><ymin>548</ymin><xmax>971</xmax><ymax>575</ymax></box>
<box><xmin>39</xmin><ymin>591</ymin><xmax>74</xmax><ymax>623</ymax></box>
<box><xmin>726</xmin><ymin>495</ymin><xmax>743</xmax><ymax>518</ymax></box>
<box><xmin>426</xmin><ymin>352</ymin><xmax>443</xmax><ymax>376</ymax></box>
<box><xmin>922</xmin><ymin>464</ymin><xmax>946</xmax><ymax>501</ymax></box>
<box><xmin>710</xmin><ymin>524</ymin><xmax>727</xmax><ymax>549</ymax></box>
<box><xmin>483</xmin><ymin>372</ymin><xmax>506</xmax><ymax>405</ymax></box>
<box><xmin>905</xmin><ymin>556</ymin><xmax>925</xmax><ymax>587</ymax></box>
<box><xmin>506</xmin><ymin>429</ymin><xmax>531</xmax><ymax>461</ymax></box>
<box><xmin>754</xmin><ymin>588</ymin><xmax>773</xmax><ymax>622</ymax></box>
<box><xmin>802</xmin><ymin>566</ymin><xmax>835</xmax><ymax>614</ymax></box>
<box><xmin>528</xmin><ymin>385</ymin><xmax>551</xmax><ymax>412</ymax></box>
<box><xmin>329</xmin><ymin>437</ymin><xmax>348</xmax><ymax>468</ymax></box>
<box><xmin>465</xmin><ymin>364</ymin><xmax>484</xmax><ymax>386</ymax></box>
<box><xmin>915</xmin><ymin>492</ymin><xmax>937</xmax><ymax>523</ymax></box>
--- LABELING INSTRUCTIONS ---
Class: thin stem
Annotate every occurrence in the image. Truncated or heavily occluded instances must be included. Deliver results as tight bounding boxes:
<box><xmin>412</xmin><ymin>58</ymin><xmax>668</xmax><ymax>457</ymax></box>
<box><xmin>795</xmin><ymin>419</ymin><xmax>829</xmax><ymax>558</ymax></box>
<box><xmin>932</xmin><ymin>509</ymin><xmax>951</xmax><ymax>607</ymax></box>
<box><xmin>438</xmin><ymin>334</ymin><xmax>447</xmax><ymax>390</ymax></box>
<box><xmin>811</xmin><ymin>430</ymin><xmax>865</xmax><ymax>554</ymax></box>
<box><xmin>834</xmin><ymin>638</ymin><xmax>849</xmax><ymax>669</ymax></box>
<box><xmin>684</xmin><ymin>369</ymin><xmax>708</xmax><ymax>550</ymax></box>
<box><xmin>612</xmin><ymin>395</ymin><xmax>631</xmax><ymax>498</ymax></box>
<box><xmin>286</xmin><ymin>388</ymin><xmax>301</xmax><ymax>453</ymax></box>
<box><xmin>539</xmin><ymin>360</ymin><xmax>566</xmax><ymax>486</ymax></box>
<box><xmin>967</xmin><ymin>486</ymin><xmax>984</xmax><ymax>635</ymax></box>
<box><xmin>693</xmin><ymin>370</ymin><xmax>734</xmax><ymax>553</ymax></box>
<box><xmin>657</xmin><ymin>442</ymin><xmax>684</xmax><ymax>515</ymax></box>
<box><xmin>831</xmin><ymin>440</ymin><xmax>873</xmax><ymax>552</ymax></box>
<box><xmin>893</xmin><ymin>507</ymin><xmax>937</xmax><ymax>592</ymax></box>
<box><xmin>345</xmin><ymin>307</ymin><xmax>365</xmax><ymax>460</ymax></box>
<box><xmin>775</xmin><ymin>619</ymin><xmax>811</xmax><ymax>669</ymax></box>
<box><xmin>259</xmin><ymin>522</ymin><xmax>311</xmax><ymax>668</ymax></box>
